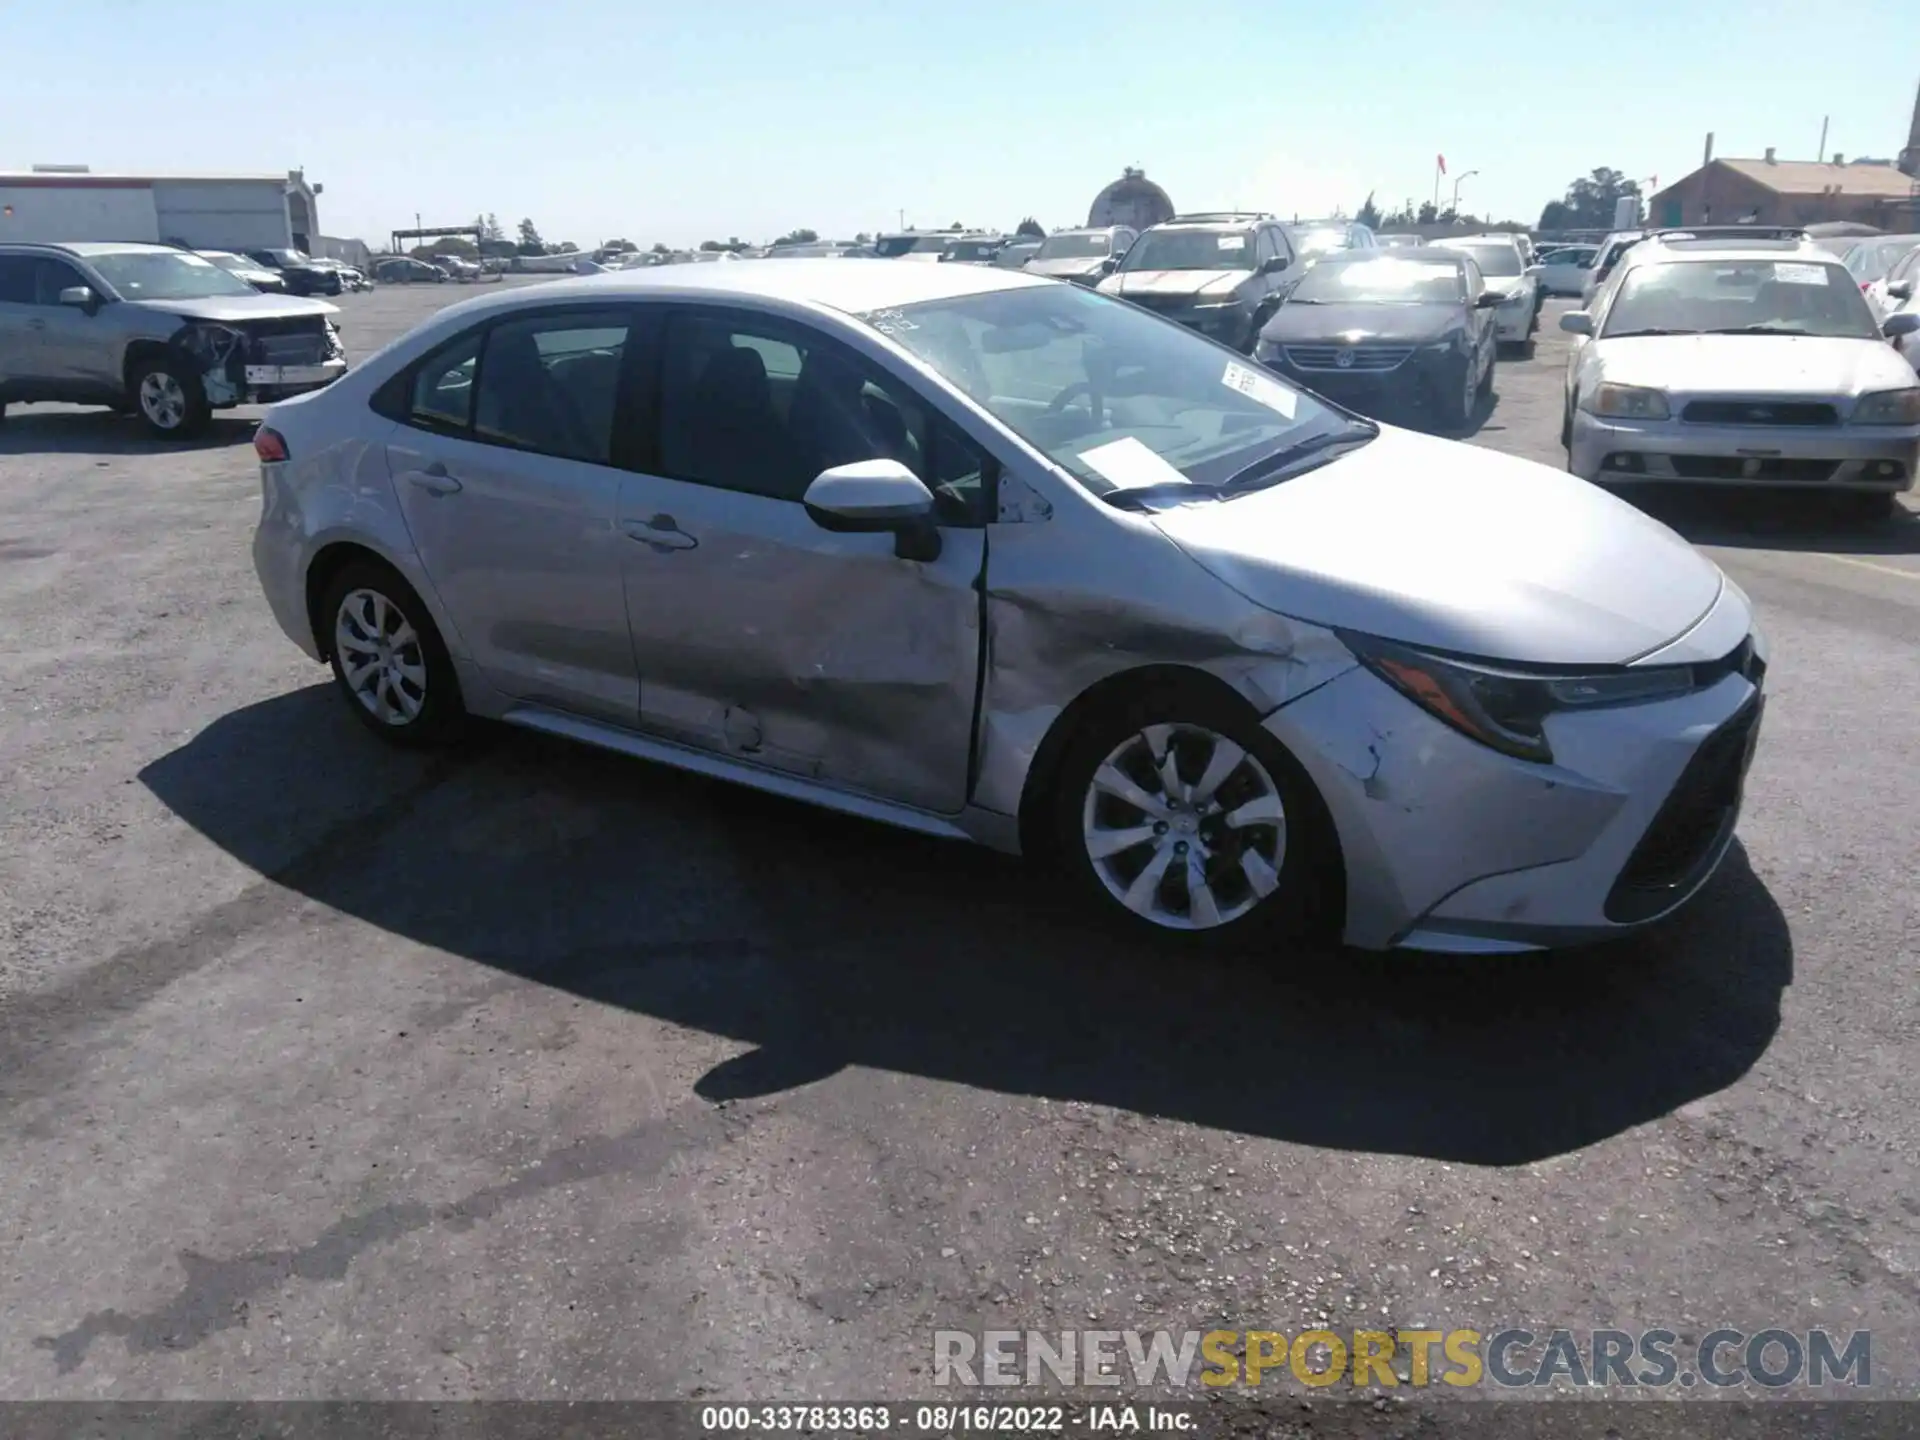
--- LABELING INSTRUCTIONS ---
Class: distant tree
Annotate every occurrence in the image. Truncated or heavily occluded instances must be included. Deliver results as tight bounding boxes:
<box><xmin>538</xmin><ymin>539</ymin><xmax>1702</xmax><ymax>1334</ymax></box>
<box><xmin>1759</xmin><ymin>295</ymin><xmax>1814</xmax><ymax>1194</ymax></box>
<box><xmin>552</xmin><ymin>240</ymin><xmax>579</xmax><ymax>254</ymax></box>
<box><xmin>415</xmin><ymin>237</ymin><xmax>477</xmax><ymax>260</ymax></box>
<box><xmin>1438</xmin><ymin>207</ymin><xmax>1458</xmax><ymax>225</ymax></box>
<box><xmin>516</xmin><ymin>218</ymin><xmax>545</xmax><ymax>255</ymax></box>
<box><xmin>699</xmin><ymin>240</ymin><xmax>725</xmax><ymax>252</ymax></box>
<box><xmin>601</xmin><ymin>238</ymin><xmax>637</xmax><ymax>253</ymax></box>
<box><xmin>1355</xmin><ymin>193</ymin><xmax>1382</xmax><ymax>231</ymax></box>
<box><xmin>651</xmin><ymin>241</ymin><xmax>671</xmax><ymax>254</ymax></box>
<box><xmin>1015</xmin><ymin>216</ymin><xmax>1045</xmax><ymax>238</ymax></box>
<box><xmin>1417</xmin><ymin>200</ymin><xmax>1438</xmax><ymax>225</ymax></box>
<box><xmin>1540</xmin><ymin>167</ymin><xmax>1642</xmax><ymax>230</ymax></box>
<box><xmin>1380</xmin><ymin>199</ymin><xmax>1417</xmax><ymax>229</ymax></box>
<box><xmin>854</xmin><ymin>231</ymin><xmax>872</xmax><ymax>244</ymax></box>
<box><xmin>772</xmin><ymin>228</ymin><xmax>820</xmax><ymax>247</ymax></box>
<box><xmin>948</xmin><ymin>220</ymin><xmax>965</xmax><ymax>231</ymax></box>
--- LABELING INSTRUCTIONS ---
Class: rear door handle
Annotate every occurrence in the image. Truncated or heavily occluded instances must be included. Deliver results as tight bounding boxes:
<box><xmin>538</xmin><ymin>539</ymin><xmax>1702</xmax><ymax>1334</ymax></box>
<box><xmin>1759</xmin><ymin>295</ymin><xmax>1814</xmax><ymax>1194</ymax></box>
<box><xmin>623</xmin><ymin>514</ymin><xmax>699</xmax><ymax>552</ymax></box>
<box><xmin>408</xmin><ymin>463</ymin><xmax>462</xmax><ymax>497</ymax></box>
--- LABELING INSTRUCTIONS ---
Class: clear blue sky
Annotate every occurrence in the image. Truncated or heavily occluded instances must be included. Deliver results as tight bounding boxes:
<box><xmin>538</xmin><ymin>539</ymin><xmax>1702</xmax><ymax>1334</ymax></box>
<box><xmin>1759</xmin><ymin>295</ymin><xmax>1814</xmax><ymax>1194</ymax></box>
<box><xmin>7</xmin><ymin>0</ymin><xmax>1917</xmax><ymax>246</ymax></box>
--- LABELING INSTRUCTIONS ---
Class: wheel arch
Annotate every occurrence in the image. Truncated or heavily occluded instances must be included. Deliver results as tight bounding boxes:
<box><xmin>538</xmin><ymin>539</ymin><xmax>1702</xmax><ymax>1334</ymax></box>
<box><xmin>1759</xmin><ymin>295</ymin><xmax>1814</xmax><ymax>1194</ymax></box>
<box><xmin>1013</xmin><ymin>662</ymin><xmax>1348</xmax><ymax>936</ymax></box>
<box><xmin>120</xmin><ymin>338</ymin><xmax>177</xmax><ymax>397</ymax></box>
<box><xmin>305</xmin><ymin>540</ymin><xmax>414</xmax><ymax>661</ymax></box>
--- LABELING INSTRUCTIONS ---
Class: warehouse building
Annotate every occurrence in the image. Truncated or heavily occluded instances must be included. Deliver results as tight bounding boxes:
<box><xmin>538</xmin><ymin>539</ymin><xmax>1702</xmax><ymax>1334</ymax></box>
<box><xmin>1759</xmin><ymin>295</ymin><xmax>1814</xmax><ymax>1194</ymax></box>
<box><xmin>0</xmin><ymin>165</ymin><xmax>323</xmax><ymax>252</ymax></box>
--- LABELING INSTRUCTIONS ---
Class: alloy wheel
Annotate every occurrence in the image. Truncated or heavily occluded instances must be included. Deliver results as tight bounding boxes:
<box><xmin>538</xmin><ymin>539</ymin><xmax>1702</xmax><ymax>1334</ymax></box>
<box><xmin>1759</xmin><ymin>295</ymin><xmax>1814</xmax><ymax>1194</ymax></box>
<box><xmin>1080</xmin><ymin>722</ymin><xmax>1288</xmax><ymax>930</ymax></box>
<box><xmin>334</xmin><ymin>587</ymin><xmax>428</xmax><ymax>726</ymax></box>
<box><xmin>138</xmin><ymin>372</ymin><xmax>188</xmax><ymax>430</ymax></box>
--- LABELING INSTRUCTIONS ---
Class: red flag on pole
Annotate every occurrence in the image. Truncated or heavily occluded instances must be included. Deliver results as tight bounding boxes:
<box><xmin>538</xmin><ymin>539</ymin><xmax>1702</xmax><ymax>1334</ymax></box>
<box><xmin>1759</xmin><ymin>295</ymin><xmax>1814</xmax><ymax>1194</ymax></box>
<box><xmin>1437</xmin><ymin>154</ymin><xmax>1447</xmax><ymax>175</ymax></box>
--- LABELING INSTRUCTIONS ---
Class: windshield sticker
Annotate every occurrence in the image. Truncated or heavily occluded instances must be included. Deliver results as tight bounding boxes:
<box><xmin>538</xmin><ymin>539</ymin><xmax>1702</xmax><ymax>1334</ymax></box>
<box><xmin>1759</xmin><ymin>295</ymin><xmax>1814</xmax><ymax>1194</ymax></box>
<box><xmin>1222</xmin><ymin>361</ymin><xmax>1299</xmax><ymax>419</ymax></box>
<box><xmin>1078</xmin><ymin>436</ymin><xmax>1191</xmax><ymax>491</ymax></box>
<box><xmin>859</xmin><ymin>308</ymin><xmax>919</xmax><ymax>334</ymax></box>
<box><xmin>1773</xmin><ymin>262</ymin><xmax>1828</xmax><ymax>286</ymax></box>
<box><xmin>1217</xmin><ymin>236</ymin><xmax>1240</xmax><ymax>250</ymax></box>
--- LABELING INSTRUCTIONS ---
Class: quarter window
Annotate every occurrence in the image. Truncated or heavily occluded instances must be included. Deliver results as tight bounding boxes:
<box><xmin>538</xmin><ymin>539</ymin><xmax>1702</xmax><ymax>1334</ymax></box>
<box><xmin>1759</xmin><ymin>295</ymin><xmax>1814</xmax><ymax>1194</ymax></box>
<box><xmin>406</xmin><ymin>332</ymin><xmax>482</xmax><ymax>432</ymax></box>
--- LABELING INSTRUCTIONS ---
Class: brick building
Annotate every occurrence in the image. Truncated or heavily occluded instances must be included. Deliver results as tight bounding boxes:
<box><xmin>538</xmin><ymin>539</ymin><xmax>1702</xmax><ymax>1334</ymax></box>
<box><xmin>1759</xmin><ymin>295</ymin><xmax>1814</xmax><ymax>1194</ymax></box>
<box><xmin>1645</xmin><ymin>151</ymin><xmax>1919</xmax><ymax>230</ymax></box>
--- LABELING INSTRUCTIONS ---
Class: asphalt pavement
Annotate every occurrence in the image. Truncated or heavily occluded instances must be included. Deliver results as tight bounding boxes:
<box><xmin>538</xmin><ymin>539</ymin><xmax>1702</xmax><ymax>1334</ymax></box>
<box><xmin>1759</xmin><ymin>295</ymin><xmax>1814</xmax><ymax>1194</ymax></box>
<box><xmin>2</xmin><ymin>278</ymin><xmax>1918</xmax><ymax>1427</ymax></box>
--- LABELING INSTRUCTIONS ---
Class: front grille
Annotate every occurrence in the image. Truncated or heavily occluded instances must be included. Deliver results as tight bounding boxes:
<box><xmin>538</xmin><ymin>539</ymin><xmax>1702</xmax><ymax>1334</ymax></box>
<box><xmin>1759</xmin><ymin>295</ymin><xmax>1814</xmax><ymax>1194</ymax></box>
<box><xmin>1284</xmin><ymin>344</ymin><xmax>1413</xmax><ymax>372</ymax></box>
<box><xmin>245</xmin><ymin>316</ymin><xmax>330</xmax><ymax>366</ymax></box>
<box><xmin>1128</xmin><ymin>294</ymin><xmax>1191</xmax><ymax>315</ymax></box>
<box><xmin>1669</xmin><ymin>456</ymin><xmax>1838</xmax><ymax>482</ymax></box>
<box><xmin>1605</xmin><ymin>697</ymin><xmax>1762</xmax><ymax>924</ymax></box>
<box><xmin>1682</xmin><ymin>400</ymin><xmax>1838</xmax><ymax>426</ymax></box>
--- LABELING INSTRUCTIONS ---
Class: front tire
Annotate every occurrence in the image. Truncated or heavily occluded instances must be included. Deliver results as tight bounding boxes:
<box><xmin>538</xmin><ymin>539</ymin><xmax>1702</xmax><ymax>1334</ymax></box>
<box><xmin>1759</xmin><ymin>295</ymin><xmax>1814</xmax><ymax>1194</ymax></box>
<box><xmin>321</xmin><ymin>561</ymin><xmax>466</xmax><ymax>746</ymax></box>
<box><xmin>130</xmin><ymin>356</ymin><xmax>211</xmax><ymax>439</ymax></box>
<box><xmin>1051</xmin><ymin>684</ymin><xmax>1333</xmax><ymax>950</ymax></box>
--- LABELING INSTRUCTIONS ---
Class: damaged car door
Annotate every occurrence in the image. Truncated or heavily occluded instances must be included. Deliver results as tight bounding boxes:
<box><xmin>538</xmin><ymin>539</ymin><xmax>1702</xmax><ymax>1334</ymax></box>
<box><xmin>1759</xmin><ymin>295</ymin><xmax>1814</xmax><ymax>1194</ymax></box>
<box><xmin>615</xmin><ymin>307</ymin><xmax>989</xmax><ymax>814</ymax></box>
<box><xmin>382</xmin><ymin>307</ymin><xmax>641</xmax><ymax>724</ymax></box>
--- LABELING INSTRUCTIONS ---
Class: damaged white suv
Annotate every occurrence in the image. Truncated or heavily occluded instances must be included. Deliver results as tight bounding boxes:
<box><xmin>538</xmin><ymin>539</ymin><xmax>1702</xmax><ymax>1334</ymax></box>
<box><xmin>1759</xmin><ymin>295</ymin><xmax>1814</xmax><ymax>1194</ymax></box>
<box><xmin>0</xmin><ymin>242</ymin><xmax>347</xmax><ymax>438</ymax></box>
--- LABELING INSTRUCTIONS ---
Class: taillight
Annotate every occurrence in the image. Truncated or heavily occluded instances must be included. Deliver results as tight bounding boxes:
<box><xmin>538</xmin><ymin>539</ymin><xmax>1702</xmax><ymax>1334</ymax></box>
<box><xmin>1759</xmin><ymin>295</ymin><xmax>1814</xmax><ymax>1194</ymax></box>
<box><xmin>254</xmin><ymin>426</ymin><xmax>288</xmax><ymax>463</ymax></box>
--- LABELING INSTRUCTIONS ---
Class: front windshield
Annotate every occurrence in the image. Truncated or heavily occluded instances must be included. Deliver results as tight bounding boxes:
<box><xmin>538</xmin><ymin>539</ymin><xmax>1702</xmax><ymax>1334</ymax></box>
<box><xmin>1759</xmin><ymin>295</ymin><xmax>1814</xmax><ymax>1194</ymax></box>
<box><xmin>1444</xmin><ymin>243</ymin><xmax>1522</xmax><ymax>277</ymax></box>
<box><xmin>1602</xmin><ymin>258</ymin><xmax>1880</xmax><ymax>339</ymax></box>
<box><xmin>90</xmin><ymin>251</ymin><xmax>260</xmax><ymax>300</ymax></box>
<box><xmin>1123</xmin><ymin>229</ymin><xmax>1251</xmax><ymax>272</ymax></box>
<box><xmin>1288</xmin><ymin>256</ymin><xmax>1463</xmax><ymax>304</ymax></box>
<box><xmin>1036</xmin><ymin>233</ymin><xmax>1109</xmax><ymax>259</ymax></box>
<box><xmin>872</xmin><ymin>236</ymin><xmax>918</xmax><ymax>258</ymax></box>
<box><xmin>864</xmin><ymin>282</ymin><xmax>1354</xmax><ymax>499</ymax></box>
<box><xmin>1289</xmin><ymin>227</ymin><xmax>1351</xmax><ymax>257</ymax></box>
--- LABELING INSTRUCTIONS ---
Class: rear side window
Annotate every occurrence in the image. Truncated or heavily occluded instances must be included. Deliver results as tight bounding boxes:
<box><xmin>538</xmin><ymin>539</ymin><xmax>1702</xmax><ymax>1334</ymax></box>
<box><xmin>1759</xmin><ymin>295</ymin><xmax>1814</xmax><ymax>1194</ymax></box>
<box><xmin>472</xmin><ymin>311</ymin><xmax>630</xmax><ymax>463</ymax></box>
<box><xmin>0</xmin><ymin>255</ymin><xmax>34</xmax><ymax>304</ymax></box>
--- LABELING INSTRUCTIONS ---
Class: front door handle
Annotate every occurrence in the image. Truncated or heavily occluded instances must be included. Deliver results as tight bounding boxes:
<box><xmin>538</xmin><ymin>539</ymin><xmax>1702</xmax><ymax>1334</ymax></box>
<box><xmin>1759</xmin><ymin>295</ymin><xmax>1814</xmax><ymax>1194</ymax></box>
<box><xmin>408</xmin><ymin>463</ymin><xmax>462</xmax><ymax>497</ymax></box>
<box><xmin>623</xmin><ymin>514</ymin><xmax>699</xmax><ymax>552</ymax></box>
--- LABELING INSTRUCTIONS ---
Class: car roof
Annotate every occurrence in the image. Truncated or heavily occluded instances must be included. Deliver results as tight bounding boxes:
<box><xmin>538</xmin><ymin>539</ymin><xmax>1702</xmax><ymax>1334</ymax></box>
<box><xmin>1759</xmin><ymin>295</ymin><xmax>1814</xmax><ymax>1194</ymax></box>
<box><xmin>1433</xmin><ymin>233</ymin><xmax>1522</xmax><ymax>247</ymax></box>
<box><xmin>0</xmin><ymin>240</ymin><xmax>183</xmax><ymax>258</ymax></box>
<box><xmin>1624</xmin><ymin>241</ymin><xmax>1845</xmax><ymax>268</ymax></box>
<box><xmin>1313</xmin><ymin>246</ymin><xmax>1462</xmax><ymax>265</ymax></box>
<box><xmin>449</xmin><ymin>257</ymin><xmax>1047</xmax><ymax>317</ymax></box>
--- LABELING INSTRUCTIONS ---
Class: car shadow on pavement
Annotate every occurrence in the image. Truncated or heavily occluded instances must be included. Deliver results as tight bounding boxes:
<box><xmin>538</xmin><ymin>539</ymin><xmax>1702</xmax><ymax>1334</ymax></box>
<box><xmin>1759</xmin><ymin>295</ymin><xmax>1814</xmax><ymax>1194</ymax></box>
<box><xmin>140</xmin><ymin>689</ymin><xmax>1793</xmax><ymax>1169</ymax></box>
<box><xmin>0</xmin><ymin>409</ymin><xmax>259</xmax><ymax>455</ymax></box>
<box><xmin>1614</xmin><ymin>486</ymin><xmax>1920</xmax><ymax>556</ymax></box>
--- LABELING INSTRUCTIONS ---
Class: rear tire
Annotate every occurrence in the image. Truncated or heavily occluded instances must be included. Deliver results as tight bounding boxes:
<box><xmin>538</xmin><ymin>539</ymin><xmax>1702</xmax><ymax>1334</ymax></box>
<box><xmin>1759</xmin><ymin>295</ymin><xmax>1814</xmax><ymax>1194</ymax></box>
<box><xmin>1049</xmin><ymin>682</ymin><xmax>1336</xmax><ymax>952</ymax></box>
<box><xmin>320</xmin><ymin>560</ymin><xmax>466</xmax><ymax>747</ymax></box>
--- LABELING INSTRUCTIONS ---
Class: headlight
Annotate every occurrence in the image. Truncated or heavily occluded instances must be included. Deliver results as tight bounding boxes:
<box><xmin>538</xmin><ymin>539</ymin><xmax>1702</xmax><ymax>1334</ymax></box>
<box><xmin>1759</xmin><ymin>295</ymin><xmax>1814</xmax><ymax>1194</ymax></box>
<box><xmin>1583</xmin><ymin>383</ymin><xmax>1671</xmax><ymax>420</ymax></box>
<box><xmin>1339</xmin><ymin>632</ymin><xmax>1697</xmax><ymax>764</ymax></box>
<box><xmin>1852</xmin><ymin>387</ymin><xmax>1920</xmax><ymax>424</ymax></box>
<box><xmin>175</xmin><ymin>322</ymin><xmax>246</xmax><ymax>363</ymax></box>
<box><xmin>1253</xmin><ymin>336</ymin><xmax>1284</xmax><ymax>362</ymax></box>
<box><xmin>1424</xmin><ymin>331</ymin><xmax>1465</xmax><ymax>353</ymax></box>
<box><xmin>1192</xmin><ymin>298</ymin><xmax>1239</xmax><ymax>309</ymax></box>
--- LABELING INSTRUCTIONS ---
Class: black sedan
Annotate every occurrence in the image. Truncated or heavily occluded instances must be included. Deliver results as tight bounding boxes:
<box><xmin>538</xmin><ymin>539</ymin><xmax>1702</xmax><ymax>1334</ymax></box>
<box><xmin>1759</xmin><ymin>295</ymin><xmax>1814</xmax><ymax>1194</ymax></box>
<box><xmin>1250</xmin><ymin>248</ymin><xmax>1500</xmax><ymax>432</ymax></box>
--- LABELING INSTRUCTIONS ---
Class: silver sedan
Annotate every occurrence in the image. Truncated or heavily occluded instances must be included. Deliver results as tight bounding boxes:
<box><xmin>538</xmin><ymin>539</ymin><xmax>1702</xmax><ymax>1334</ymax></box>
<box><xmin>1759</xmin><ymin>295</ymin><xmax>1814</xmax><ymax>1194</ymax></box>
<box><xmin>252</xmin><ymin>260</ymin><xmax>1767</xmax><ymax>954</ymax></box>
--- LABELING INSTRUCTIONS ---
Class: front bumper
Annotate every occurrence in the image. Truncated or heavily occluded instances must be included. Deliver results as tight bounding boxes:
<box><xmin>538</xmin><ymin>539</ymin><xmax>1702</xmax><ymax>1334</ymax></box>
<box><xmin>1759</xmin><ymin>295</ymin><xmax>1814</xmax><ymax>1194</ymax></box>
<box><xmin>1264</xmin><ymin>349</ymin><xmax>1466</xmax><ymax>420</ymax></box>
<box><xmin>1493</xmin><ymin>300</ymin><xmax>1533</xmax><ymax>342</ymax></box>
<box><xmin>1568</xmin><ymin>409</ymin><xmax>1920</xmax><ymax>491</ymax></box>
<box><xmin>1263</xmin><ymin>609</ymin><xmax>1765</xmax><ymax>953</ymax></box>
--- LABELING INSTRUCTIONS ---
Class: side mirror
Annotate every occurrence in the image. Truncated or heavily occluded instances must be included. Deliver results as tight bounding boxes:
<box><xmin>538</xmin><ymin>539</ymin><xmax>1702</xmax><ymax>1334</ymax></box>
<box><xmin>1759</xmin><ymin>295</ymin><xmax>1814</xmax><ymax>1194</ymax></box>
<box><xmin>1560</xmin><ymin>310</ymin><xmax>1595</xmax><ymax>336</ymax></box>
<box><xmin>58</xmin><ymin>285</ymin><xmax>97</xmax><ymax>311</ymax></box>
<box><xmin>1261</xmin><ymin>256</ymin><xmax>1290</xmax><ymax>275</ymax></box>
<box><xmin>1888</xmin><ymin>281</ymin><xmax>1913</xmax><ymax>301</ymax></box>
<box><xmin>1474</xmin><ymin>291</ymin><xmax>1502</xmax><ymax>309</ymax></box>
<box><xmin>1884</xmin><ymin>313</ymin><xmax>1920</xmax><ymax>340</ymax></box>
<box><xmin>1099</xmin><ymin>255</ymin><xmax>1120</xmax><ymax>274</ymax></box>
<box><xmin>803</xmin><ymin>459</ymin><xmax>942</xmax><ymax>561</ymax></box>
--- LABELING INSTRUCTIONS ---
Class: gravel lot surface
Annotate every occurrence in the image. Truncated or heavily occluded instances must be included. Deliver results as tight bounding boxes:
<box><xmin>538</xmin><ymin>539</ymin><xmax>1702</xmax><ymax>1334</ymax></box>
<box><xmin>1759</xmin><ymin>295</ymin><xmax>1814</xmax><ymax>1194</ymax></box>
<box><xmin>2</xmin><ymin>277</ymin><xmax>1917</xmax><ymax>1429</ymax></box>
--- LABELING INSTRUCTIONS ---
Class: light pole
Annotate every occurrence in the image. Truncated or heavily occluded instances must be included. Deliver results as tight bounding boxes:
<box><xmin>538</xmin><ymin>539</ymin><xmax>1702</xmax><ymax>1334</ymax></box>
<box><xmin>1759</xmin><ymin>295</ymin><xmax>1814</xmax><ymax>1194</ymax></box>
<box><xmin>1450</xmin><ymin>171</ymin><xmax>1479</xmax><ymax>217</ymax></box>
